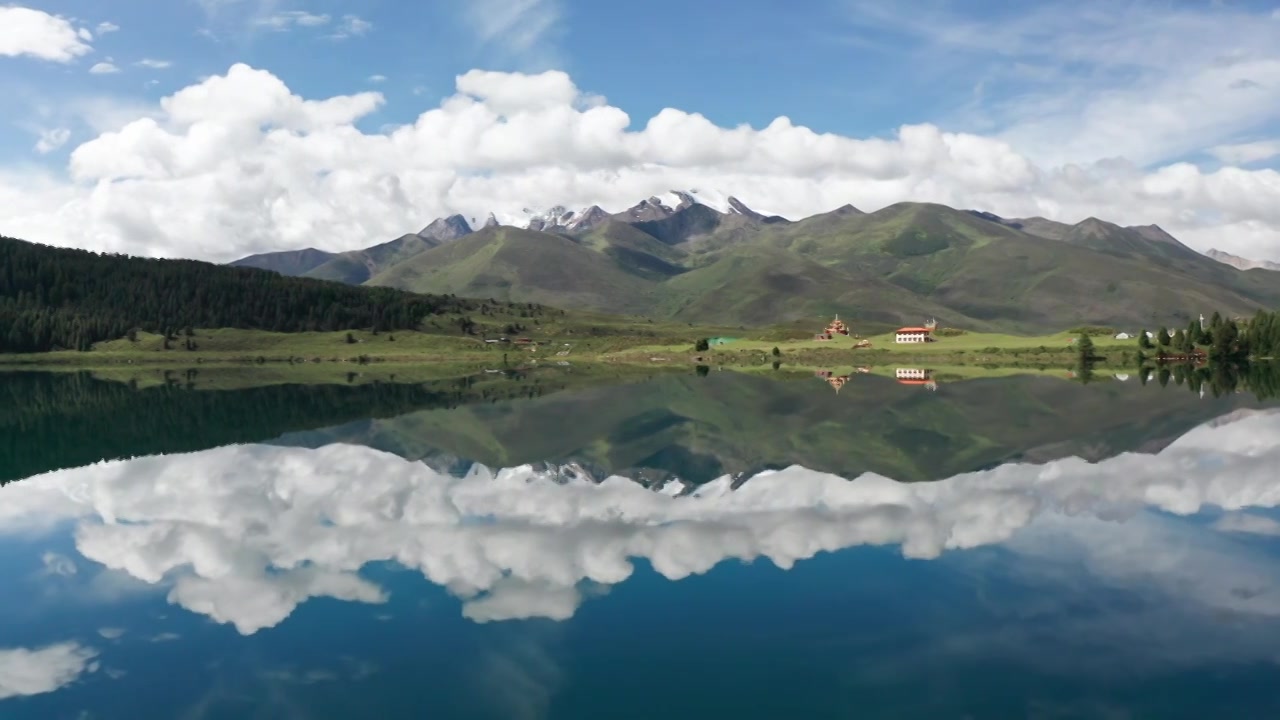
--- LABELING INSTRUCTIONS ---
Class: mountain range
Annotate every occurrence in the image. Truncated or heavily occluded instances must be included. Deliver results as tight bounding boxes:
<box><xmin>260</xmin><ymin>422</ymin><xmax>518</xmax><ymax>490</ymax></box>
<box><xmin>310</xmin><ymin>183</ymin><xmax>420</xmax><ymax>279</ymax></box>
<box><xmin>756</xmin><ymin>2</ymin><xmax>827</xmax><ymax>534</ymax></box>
<box><xmin>231</xmin><ymin>191</ymin><xmax>1280</xmax><ymax>332</ymax></box>
<box><xmin>1204</xmin><ymin>248</ymin><xmax>1280</xmax><ymax>272</ymax></box>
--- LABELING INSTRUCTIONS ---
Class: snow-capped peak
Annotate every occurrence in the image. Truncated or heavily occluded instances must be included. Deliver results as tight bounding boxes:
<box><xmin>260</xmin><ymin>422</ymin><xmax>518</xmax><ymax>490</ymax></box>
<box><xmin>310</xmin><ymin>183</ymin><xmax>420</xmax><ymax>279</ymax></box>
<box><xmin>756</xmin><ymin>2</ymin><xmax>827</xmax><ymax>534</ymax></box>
<box><xmin>517</xmin><ymin>204</ymin><xmax>611</xmax><ymax>233</ymax></box>
<box><xmin>651</xmin><ymin>189</ymin><xmax>733</xmax><ymax>215</ymax></box>
<box><xmin>566</xmin><ymin>205</ymin><xmax>609</xmax><ymax>230</ymax></box>
<box><xmin>726</xmin><ymin>196</ymin><xmax>769</xmax><ymax>221</ymax></box>
<box><xmin>511</xmin><ymin>190</ymin><xmax>787</xmax><ymax>232</ymax></box>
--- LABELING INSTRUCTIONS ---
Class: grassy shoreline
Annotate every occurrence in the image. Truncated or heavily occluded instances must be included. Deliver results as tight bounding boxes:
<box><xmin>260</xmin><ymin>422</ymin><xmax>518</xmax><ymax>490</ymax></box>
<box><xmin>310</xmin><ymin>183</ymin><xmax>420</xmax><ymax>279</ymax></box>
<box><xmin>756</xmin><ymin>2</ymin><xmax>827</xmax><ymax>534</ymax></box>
<box><xmin>0</xmin><ymin>327</ymin><xmax>1141</xmax><ymax>369</ymax></box>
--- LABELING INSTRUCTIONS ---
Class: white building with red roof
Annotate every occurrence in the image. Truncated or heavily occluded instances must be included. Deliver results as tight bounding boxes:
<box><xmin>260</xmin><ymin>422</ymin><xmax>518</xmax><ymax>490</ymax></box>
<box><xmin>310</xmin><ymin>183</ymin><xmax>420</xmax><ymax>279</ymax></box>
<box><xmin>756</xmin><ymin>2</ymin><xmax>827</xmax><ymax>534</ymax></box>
<box><xmin>894</xmin><ymin>327</ymin><xmax>934</xmax><ymax>343</ymax></box>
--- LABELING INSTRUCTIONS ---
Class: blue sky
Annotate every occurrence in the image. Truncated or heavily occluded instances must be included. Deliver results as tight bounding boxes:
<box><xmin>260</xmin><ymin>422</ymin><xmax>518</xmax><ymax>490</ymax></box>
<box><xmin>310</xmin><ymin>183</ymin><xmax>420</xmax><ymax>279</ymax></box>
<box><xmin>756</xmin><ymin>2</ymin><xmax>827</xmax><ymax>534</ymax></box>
<box><xmin>2</xmin><ymin>0</ymin><xmax>1280</xmax><ymax>261</ymax></box>
<box><xmin>0</xmin><ymin>0</ymin><xmax>982</xmax><ymax>154</ymax></box>
<box><xmin>10</xmin><ymin>0</ymin><xmax>1277</xmax><ymax>165</ymax></box>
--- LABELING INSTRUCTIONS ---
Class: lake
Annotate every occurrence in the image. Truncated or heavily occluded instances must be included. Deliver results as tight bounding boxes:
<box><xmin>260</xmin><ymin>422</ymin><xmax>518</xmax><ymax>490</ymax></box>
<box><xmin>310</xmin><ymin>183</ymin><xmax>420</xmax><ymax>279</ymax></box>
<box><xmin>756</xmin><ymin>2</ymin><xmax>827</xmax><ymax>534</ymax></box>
<box><xmin>2</xmin><ymin>365</ymin><xmax>1280</xmax><ymax>718</ymax></box>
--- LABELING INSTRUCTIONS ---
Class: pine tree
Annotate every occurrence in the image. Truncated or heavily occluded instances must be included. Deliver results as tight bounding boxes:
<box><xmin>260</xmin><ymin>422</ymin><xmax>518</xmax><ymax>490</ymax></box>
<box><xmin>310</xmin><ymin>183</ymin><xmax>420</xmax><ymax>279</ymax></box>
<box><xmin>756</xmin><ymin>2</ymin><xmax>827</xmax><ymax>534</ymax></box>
<box><xmin>1211</xmin><ymin>320</ymin><xmax>1240</xmax><ymax>360</ymax></box>
<box><xmin>1077</xmin><ymin>333</ymin><xmax>1096</xmax><ymax>360</ymax></box>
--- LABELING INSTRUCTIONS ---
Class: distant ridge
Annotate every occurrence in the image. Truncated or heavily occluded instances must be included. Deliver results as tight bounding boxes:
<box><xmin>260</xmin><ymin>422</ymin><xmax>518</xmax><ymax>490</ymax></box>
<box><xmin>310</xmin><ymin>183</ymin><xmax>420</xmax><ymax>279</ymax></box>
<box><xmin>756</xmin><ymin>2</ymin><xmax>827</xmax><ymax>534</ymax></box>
<box><xmin>1206</xmin><ymin>248</ymin><xmax>1280</xmax><ymax>272</ymax></box>
<box><xmin>230</xmin><ymin>196</ymin><xmax>1280</xmax><ymax>332</ymax></box>
<box><xmin>229</xmin><ymin>247</ymin><xmax>335</xmax><ymax>275</ymax></box>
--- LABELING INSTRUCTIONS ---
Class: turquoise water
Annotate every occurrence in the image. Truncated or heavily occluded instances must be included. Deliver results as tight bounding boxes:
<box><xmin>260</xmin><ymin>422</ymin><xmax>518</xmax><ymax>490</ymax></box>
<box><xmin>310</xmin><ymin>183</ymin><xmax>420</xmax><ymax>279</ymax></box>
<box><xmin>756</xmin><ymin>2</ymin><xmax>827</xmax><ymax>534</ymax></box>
<box><xmin>2</xmin><ymin>369</ymin><xmax>1279</xmax><ymax>718</ymax></box>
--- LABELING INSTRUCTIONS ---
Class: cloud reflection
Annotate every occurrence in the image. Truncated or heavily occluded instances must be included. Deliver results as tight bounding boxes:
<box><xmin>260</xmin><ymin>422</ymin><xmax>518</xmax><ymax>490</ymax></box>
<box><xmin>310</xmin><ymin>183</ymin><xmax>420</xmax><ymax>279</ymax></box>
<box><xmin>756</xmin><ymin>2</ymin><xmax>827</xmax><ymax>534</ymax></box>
<box><xmin>0</xmin><ymin>642</ymin><xmax>98</xmax><ymax>700</ymax></box>
<box><xmin>1</xmin><ymin>410</ymin><xmax>1278</xmax><ymax>634</ymax></box>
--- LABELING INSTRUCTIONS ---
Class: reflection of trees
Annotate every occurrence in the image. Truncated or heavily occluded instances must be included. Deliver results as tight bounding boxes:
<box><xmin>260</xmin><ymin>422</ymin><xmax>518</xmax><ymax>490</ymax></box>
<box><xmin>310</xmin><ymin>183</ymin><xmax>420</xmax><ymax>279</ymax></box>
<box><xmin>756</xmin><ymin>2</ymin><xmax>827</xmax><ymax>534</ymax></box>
<box><xmin>1143</xmin><ymin>360</ymin><xmax>1280</xmax><ymax>401</ymax></box>
<box><xmin>0</xmin><ymin>370</ymin><xmax>571</xmax><ymax>484</ymax></box>
<box><xmin>1074</xmin><ymin>360</ymin><xmax>1097</xmax><ymax>385</ymax></box>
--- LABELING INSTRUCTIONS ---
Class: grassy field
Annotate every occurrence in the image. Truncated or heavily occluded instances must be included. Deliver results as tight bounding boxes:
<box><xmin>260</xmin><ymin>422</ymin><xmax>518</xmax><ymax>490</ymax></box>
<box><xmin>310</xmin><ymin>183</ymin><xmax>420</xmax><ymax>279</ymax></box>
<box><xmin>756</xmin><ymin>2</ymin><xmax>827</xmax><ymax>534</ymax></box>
<box><xmin>735</xmin><ymin>362</ymin><xmax>1087</xmax><ymax>383</ymax></box>
<box><xmin>617</xmin><ymin>329</ymin><xmax>1141</xmax><ymax>366</ymax></box>
<box><xmin>683</xmin><ymin>329</ymin><xmax>1137</xmax><ymax>353</ymax></box>
<box><xmin>0</xmin><ymin>324</ymin><xmax>1140</xmax><ymax>371</ymax></box>
<box><xmin>0</xmin><ymin>321</ymin><xmax>714</xmax><ymax>365</ymax></box>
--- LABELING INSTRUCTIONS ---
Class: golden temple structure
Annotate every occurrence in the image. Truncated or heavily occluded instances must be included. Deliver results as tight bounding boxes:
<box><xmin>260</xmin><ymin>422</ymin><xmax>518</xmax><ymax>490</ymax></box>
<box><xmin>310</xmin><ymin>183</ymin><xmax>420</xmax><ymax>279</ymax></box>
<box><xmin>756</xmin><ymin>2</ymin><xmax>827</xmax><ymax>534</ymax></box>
<box><xmin>815</xmin><ymin>314</ymin><xmax>851</xmax><ymax>341</ymax></box>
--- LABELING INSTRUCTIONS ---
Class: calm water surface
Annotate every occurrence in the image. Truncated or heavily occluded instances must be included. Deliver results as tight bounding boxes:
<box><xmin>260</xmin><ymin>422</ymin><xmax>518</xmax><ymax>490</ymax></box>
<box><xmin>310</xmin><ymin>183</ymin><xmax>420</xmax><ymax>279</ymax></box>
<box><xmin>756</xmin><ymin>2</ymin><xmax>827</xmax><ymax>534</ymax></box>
<box><xmin>2</xmin><ymin>366</ymin><xmax>1279</xmax><ymax>719</ymax></box>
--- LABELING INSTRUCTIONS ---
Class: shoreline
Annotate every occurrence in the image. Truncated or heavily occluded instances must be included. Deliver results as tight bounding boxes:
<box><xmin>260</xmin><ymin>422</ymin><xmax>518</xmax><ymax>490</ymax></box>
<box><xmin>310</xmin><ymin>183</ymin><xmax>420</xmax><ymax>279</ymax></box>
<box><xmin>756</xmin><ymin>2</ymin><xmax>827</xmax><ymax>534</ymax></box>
<box><xmin>11</xmin><ymin>326</ymin><xmax>1264</xmax><ymax>372</ymax></box>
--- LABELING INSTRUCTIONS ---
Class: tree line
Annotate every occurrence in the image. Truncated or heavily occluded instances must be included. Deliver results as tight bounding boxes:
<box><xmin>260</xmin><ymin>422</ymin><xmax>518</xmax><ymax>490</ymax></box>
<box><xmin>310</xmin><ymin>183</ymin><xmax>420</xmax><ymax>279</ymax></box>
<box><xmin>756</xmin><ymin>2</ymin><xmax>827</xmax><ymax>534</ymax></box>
<box><xmin>1138</xmin><ymin>310</ymin><xmax>1280</xmax><ymax>361</ymax></box>
<box><xmin>0</xmin><ymin>236</ymin><xmax>544</xmax><ymax>353</ymax></box>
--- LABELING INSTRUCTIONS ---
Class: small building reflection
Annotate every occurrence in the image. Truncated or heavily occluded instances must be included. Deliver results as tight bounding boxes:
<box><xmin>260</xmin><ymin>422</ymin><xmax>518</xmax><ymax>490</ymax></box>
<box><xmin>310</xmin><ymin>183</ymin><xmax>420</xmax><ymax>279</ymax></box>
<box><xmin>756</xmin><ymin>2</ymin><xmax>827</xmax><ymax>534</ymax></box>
<box><xmin>895</xmin><ymin>368</ymin><xmax>938</xmax><ymax>391</ymax></box>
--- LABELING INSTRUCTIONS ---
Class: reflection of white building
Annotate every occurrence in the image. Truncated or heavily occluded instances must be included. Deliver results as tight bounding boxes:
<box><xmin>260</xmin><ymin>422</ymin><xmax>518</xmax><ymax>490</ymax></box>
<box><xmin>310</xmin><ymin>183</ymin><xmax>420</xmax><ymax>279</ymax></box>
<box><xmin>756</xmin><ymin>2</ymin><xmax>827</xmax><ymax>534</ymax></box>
<box><xmin>896</xmin><ymin>368</ymin><xmax>937</xmax><ymax>391</ymax></box>
<box><xmin>895</xmin><ymin>327</ymin><xmax>933</xmax><ymax>343</ymax></box>
<box><xmin>1114</xmin><ymin>373</ymin><xmax>1130</xmax><ymax>381</ymax></box>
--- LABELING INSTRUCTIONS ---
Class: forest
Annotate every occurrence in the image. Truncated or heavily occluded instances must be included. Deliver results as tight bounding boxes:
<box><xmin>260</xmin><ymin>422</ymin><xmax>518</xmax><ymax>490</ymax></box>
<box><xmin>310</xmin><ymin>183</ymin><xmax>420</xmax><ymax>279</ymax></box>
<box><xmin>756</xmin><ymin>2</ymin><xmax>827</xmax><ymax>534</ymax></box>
<box><xmin>1139</xmin><ymin>310</ymin><xmax>1280</xmax><ymax>361</ymax></box>
<box><xmin>0</xmin><ymin>236</ymin><xmax>539</xmax><ymax>353</ymax></box>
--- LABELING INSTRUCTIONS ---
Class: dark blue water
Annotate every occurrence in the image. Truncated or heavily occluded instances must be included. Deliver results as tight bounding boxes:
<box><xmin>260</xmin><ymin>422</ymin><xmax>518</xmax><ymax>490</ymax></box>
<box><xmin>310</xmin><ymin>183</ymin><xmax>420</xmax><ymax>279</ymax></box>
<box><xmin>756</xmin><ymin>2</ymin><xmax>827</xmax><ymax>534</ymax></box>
<box><xmin>2</xmin><ymin>370</ymin><xmax>1280</xmax><ymax>718</ymax></box>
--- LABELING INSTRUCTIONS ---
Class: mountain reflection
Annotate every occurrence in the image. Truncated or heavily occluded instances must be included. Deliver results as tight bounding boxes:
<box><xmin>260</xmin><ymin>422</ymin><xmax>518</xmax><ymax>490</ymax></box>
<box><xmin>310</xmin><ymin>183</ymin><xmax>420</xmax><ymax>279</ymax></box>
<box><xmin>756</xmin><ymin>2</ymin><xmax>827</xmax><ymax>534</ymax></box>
<box><xmin>2</xmin><ymin>408</ymin><xmax>1278</xmax><ymax>634</ymax></box>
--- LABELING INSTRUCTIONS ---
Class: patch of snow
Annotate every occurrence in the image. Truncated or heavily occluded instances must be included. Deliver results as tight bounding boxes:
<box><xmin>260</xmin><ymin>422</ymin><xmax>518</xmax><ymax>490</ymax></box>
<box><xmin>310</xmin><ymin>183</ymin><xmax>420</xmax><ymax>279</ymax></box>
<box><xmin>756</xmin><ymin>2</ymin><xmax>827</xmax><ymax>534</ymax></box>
<box><xmin>686</xmin><ymin>188</ymin><xmax>733</xmax><ymax>214</ymax></box>
<box><xmin>520</xmin><ymin>205</ymin><xmax>573</xmax><ymax>230</ymax></box>
<box><xmin>658</xmin><ymin>479</ymin><xmax>686</xmax><ymax>496</ymax></box>
<box><xmin>486</xmin><ymin>209</ymin><xmax>530</xmax><ymax>227</ymax></box>
<box><xmin>653</xmin><ymin>191</ymin><xmax>684</xmax><ymax>213</ymax></box>
<box><xmin>493</xmin><ymin>190</ymin><xmax>794</xmax><ymax>230</ymax></box>
<box><xmin>565</xmin><ymin>205</ymin><xmax>605</xmax><ymax>230</ymax></box>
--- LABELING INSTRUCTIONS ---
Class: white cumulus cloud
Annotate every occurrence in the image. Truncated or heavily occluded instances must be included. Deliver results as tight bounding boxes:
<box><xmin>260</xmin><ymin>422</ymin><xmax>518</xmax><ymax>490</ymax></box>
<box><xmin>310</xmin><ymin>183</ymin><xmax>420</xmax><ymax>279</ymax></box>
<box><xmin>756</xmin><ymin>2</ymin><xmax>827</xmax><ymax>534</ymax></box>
<box><xmin>1</xmin><ymin>65</ymin><xmax>1280</xmax><ymax>262</ymax></box>
<box><xmin>0</xmin><ymin>642</ymin><xmax>98</xmax><ymax>700</ymax></box>
<box><xmin>96</xmin><ymin>21</ymin><xmax>120</xmax><ymax>35</ymax></box>
<box><xmin>0</xmin><ymin>6</ymin><xmax>93</xmax><ymax>62</ymax></box>
<box><xmin>88</xmin><ymin>61</ymin><xmax>120</xmax><ymax>75</ymax></box>
<box><xmin>135</xmin><ymin>58</ymin><xmax>172</xmax><ymax>70</ymax></box>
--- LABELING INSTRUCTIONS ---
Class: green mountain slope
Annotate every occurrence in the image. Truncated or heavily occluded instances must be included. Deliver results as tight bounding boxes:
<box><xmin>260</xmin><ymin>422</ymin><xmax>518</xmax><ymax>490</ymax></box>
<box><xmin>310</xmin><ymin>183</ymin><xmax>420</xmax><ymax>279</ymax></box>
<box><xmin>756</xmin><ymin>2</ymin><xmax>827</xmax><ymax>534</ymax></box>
<box><xmin>661</xmin><ymin>245</ymin><xmax>977</xmax><ymax>327</ymax></box>
<box><xmin>577</xmin><ymin>220</ymin><xmax>689</xmax><ymax>280</ymax></box>
<box><xmin>237</xmin><ymin>197</ymin><xmax>1278</xmax><ymax>333</ymax></box>
<box><xmin>366</xmin><ymin>226</ymin><xmax>666</xmax><ymax>315</ymax></box>
<box><xmin>229</xmin><ymin>247</ymin><xmax>335</xmax><ymax>275</ymax></box>
<box><xmin>304</xmin><ymin>215</ymin><xmax>476</xmax><ymax>284</ymax></box>
<box><xmin>716</xmin><ymin>203</ymin><xmax>1277</xmax><ymax>329</ymax></box>
<box><xmin>305</xmin><ymin>233</ymin><xmax>441</xmax><ymax>284</ymax></box>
